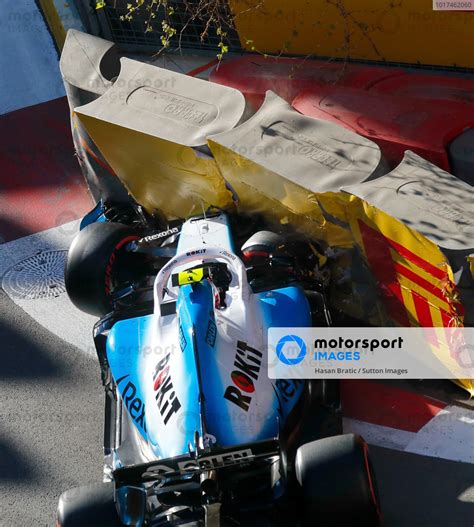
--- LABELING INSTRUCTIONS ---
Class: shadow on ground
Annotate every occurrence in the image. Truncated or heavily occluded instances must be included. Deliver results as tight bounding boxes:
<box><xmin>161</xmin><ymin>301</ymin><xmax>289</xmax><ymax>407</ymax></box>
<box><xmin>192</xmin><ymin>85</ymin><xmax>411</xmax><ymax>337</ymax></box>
<box><xmin>0</xmin><ymin>316</ymin><xmax>63</xmax><ymax>379</ymax></box>
<box><xmin>0</xmin><ymin>290</ymin><xmax>103</xmax><ymax>525</ymax></box>
<box><xmin>0</xmin><ymin>435</ymin><xmax>38</xmax><ymax>482</ymax></box>
<box><xmin>372</xmin><ymin>445</ymin><xmax>474</xmax><ymax>527</ymax></box>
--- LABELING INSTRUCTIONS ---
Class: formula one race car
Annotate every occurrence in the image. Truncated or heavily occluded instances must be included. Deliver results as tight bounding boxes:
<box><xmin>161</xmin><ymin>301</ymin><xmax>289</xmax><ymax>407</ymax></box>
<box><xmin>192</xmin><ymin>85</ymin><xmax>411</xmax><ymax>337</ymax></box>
<box><xmin>57</xmin><ymin>203</ymin><xmax>382</xmax><ymax>527</ymax></box>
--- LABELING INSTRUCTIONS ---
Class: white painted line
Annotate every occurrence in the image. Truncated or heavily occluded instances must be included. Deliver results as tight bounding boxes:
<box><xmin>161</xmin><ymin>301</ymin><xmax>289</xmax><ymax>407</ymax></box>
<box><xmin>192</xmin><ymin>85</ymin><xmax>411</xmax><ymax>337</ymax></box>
<box><xmin>0</xmin><ymin>0</ymin><xmax>65</xmax><ymax>114</ymax></box>
<box><xmin>457</xmin><ymin>485</ymin><xmax>474</xmax><ymax>503</ymax></box>
<box><xmin>0</xmin><ymin>221</ymin><xmax>97</xmax><ymax>356</ymax></box>
<box><xmin>404</xmin><ymin>406</ymin><xmax>474</xmax><ymax>464</ymax></box>
<box><xmin>345</xmin><ymin>406</ymin><xmax>474</xmax><ymax>465</ymax></box>
<box><xmin>343</xmin><ymin>418</ymin><xmax>416</xmax><ymax>451</ymax></box>
<box><xmin>0</xmin><ymin>220</ymin><xmax>79</xmax><ymax>276</ymax></box>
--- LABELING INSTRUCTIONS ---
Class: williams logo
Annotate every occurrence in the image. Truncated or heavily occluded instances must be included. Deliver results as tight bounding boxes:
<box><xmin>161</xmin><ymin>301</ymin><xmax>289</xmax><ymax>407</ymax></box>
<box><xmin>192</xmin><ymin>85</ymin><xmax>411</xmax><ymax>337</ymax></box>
<box><xmin>276</xmin><ymin>335</ymin><xmax>306</xmax><ymax>365</ymax></box>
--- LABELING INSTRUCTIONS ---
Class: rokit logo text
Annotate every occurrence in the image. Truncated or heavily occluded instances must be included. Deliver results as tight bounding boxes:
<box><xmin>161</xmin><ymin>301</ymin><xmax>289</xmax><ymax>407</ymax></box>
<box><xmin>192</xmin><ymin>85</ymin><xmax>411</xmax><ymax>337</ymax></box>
<box><xmin>224</xmin><ymin>341</ymin><xmax>262</xmax><ymax>411</ymax></box>
<box><xmin>153</xmin><ymin>354</ymin><xmax>182</xmax><ymax>425</ymax></box>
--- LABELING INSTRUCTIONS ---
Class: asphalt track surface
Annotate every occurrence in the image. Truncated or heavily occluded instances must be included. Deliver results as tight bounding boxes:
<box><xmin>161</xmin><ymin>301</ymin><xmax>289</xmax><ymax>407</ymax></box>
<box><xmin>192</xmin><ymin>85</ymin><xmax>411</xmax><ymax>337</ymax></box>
<box><xmin>1</xmin><ymin>287</ymin><xmax>473</xmax><ymax>526</ymax></box>
<box><xmin>0</xmin><ymin>290</ymin><xmax>103</xmax><ymax>526</ymax></box>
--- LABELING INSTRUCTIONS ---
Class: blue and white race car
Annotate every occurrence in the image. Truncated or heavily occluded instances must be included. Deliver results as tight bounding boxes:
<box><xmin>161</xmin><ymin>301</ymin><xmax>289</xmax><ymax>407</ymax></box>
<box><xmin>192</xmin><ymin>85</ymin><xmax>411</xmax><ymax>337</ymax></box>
<box><xmin>57</xmin><ymin>204</ymin><xmax>382</xmax><ymax>527</ymax></box>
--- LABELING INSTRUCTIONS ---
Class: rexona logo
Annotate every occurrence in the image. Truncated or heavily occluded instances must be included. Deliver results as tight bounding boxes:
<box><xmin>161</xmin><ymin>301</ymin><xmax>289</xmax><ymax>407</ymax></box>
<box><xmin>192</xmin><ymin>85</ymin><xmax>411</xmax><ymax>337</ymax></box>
<box><xmin>116</xmin><ymin>375</ymin><xmax>147</xmax><ymax>433</ymax></box>
<box><xmin>153</xmin><ymin>354</ymin><xmax>182</xmax><ymax>425</ymax></box>
<box><xmin>276</xmin><ymin>334</ymin><xmax>307</xmax><ymax>365</ymax></box>
<box><xmin>142</xmin><ymin>227</ymin><xmax>179</xmax><ymax>243</ymax></box>
<box><xmin>224</xmin><ymin>341</ymin><xmax>262</xmax><ymax>412</ymax></box>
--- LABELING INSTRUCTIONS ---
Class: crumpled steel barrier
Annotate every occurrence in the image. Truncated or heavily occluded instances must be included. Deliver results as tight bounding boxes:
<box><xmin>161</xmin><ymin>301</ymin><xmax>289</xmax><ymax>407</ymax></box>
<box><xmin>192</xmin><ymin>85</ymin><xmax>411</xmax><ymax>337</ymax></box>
<box><xmin>209</xmin><ymin>97</ymin><xmax>473</xmax><ymax>394</ymax></box>
<box><xmin>208</xmin><ymin>91</ymin><xmax>387</xmax><ymax>247</ymax></box>
<box><xmin>61</xmin><ymin>34</ymin><xmax>473</xmax><ymax>392</ymax></box>
<box><xmin>74</xmin><ymin>56</ymin><xmax>246</xmax><ymax>219</ymax></box>
<box><xmin>60</xmin><ymin>29</ymin><xmax>130</xmax><ymax>204</ymax></box>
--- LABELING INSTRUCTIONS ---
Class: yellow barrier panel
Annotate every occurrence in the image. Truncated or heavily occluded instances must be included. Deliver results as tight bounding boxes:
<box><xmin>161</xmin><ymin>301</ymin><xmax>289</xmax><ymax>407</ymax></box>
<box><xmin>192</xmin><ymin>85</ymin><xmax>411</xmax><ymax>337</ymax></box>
<box><xmin>230</xmin><ymin>0</ymin><xmax>474</xmax><ymax>69</ymax></box>
<box><xmin>38</xmin><ymin>0</ymin><xmax>66</xmax><ymax>50</ymax></box>
<box><xmin>341</xmin><ymin>194</ymin><xmax>472</xmax><ymax>394</ymax></box>
<box><xmin>76</xmin><ymin>111</ymin><xmax>233</xmax><ymax>220</ymax></box>
<box><xmin>208</xmin><ymin>139</ymin><xmax>353</xmax><ymax>246</ymax></box>
<box><xmin>210</xmin><ymin>134</ymin><xmax>473</xmax><ymax>393</ymax></box>
<box><xmin>74</xmin><ymin>57</ymin><xmax>246</xmax><ymax>219</ymax></box>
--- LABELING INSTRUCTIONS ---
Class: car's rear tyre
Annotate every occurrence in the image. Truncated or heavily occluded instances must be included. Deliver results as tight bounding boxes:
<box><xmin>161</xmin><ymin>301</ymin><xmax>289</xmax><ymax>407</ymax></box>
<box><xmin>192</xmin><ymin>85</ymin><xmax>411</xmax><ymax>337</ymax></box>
<box><xmin>57</xmin><ymin>483</ymin><xmax>123</xmax><ymax>526</ymax></box>
<box><xmin>296</xmin><ymin>434</ymin><xmax>382</xmax><ymax>526</ymax></box>
<box><xmin>65</xmin><ymin>222</ymin><xmax>141</xmax><ymax>316</ymax></box>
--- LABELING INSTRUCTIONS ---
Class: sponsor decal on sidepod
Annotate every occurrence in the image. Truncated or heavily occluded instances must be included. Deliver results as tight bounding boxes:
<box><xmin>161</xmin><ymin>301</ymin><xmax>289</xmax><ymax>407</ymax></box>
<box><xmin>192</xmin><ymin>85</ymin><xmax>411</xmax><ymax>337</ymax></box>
<box><xmin>224</xmin><ymin>341</ymin><xmax>262</xmax><ymax>412</ymax></box>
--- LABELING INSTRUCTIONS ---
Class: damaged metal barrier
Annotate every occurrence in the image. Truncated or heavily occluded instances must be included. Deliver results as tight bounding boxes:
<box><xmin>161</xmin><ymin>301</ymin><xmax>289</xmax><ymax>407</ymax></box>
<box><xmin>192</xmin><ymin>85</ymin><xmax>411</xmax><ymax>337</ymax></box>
<box><xmin>75</xmin><ymin>56</ymin><xmax>246</xmax><ymax>219</ymax></box>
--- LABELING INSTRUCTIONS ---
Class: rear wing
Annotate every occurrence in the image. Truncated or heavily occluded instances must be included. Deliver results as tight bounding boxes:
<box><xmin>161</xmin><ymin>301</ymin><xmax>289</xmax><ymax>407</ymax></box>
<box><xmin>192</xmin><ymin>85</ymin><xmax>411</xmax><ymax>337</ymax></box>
<box><xmin>114</xmin><ymin>438</ymin><xmax>279</xmax><ymax>487</ymax></box>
